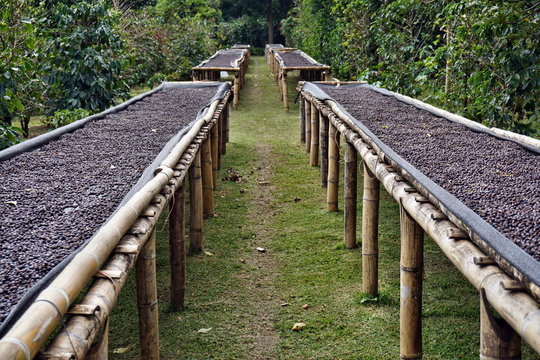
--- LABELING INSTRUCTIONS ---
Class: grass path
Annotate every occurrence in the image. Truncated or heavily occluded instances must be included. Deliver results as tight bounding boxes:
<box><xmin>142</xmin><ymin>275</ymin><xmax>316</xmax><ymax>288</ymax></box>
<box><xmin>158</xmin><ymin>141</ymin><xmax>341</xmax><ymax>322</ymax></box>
<box><xmin>108</xmin><ymin>56</ymin><xmax>537</xmax><ymax>359</ymax></box>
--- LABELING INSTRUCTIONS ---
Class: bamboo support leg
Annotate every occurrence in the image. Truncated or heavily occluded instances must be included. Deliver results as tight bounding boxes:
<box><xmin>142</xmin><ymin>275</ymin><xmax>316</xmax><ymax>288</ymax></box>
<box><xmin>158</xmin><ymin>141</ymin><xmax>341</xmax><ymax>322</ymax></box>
<box><xmin>362</xmin><ymin>163</ymin><xmax>380</xmax><ymax>295</ymax></box>
<box><xmin>233</xmin><ymin>75</ymin><xmax>240</xmax><ymax>110</ymax></box>
<box><xmin>300</xmin><ymin>97</ymin><xmax>306</xmax><ymax>143</ymax></box>
<box><xmin>136</xmin><ymin>229</ymin><xmax>160</xmax><ymax>360</ymax></box>
<box><xmin>201</xmin><ymin>137</ymin><xmax>214</xmax><ymax>218</ymax></box>
<box><xmin>344</xmin><ymin>141</ymin><xmax>357</xmax><ymax>249</ymax></box>
<box><xmin>310</xmin><ymin>103</ymin><xmax>319</xmax><ymax>166</ymax></box>
<box><xmin>189</xmin><ymin>151</ymin><xmax>203</xmax><ymax>254</ymax></box>
<box><xmin>169</xmin><ymin>185</ymin><xmax>186</xmax><ymax>312</ymax></box>
<box><xmin>211</xmin><ymin>122</ymin><xmax>220</xmax><ymax>181</ymax></box>
<box><xmin>305</xmin><ymin>99</ymin><xmax>311</xmax><ymax>153</ymax></box>
<box><xmin>400</xmin><ymin>205</ymin><xmax>424</xmax><ymax>360</ymax></box>
<box><xmin>320</xmin><ymin>113</ymin><xmax>329</xmax><ymax>187</ymax></box>
<box><xmin>282</xmin><ymin>71</ymin><xmax>289</xmax><ymax>111</ymax></box>
<box><xmin>480</xmin><ymin>289</ymin><xmax>521</xmax><ymax>360</ymax></box>
<box><xmin>327</xmin><ymin>123</ymin><xmax>340</xmax><ymax>212</ymax></box>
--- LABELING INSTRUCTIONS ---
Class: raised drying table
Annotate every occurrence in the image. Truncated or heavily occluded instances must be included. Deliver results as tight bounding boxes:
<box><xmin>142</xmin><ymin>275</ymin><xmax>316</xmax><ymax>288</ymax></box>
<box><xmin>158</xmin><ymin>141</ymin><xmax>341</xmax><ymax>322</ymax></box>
<box><xmin>192</xmin><ymin>48</ymin><xmax>249</xmax><ymax>109</ymax></box>
<box><xmin>299</xmin><ymin>81</ymin><xmax>540</xmax><ymax>358</ymax></box>
<box><xmin>271</xmin><ymin>48</ymin><xmax>330</xmax><ymax>111</ymax></box>
<box><xmin>0</xmin><ymin>81</ymin><xmax>231</xmax><ymax>359</ymax></box>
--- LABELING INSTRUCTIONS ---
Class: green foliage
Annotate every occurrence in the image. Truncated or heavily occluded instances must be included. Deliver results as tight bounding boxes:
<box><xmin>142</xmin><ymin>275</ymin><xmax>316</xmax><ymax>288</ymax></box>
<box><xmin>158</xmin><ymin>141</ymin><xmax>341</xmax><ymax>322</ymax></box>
<box><xmin>283</xmin><ymin>0</ymin><xmax>540</xmax><ymax>137</ymax></box>
<box><xmin>121</xmin><ymin>10</ymin><xmax>217</xmax><ymax>84</ymax></box>
<box><xmin>220</xmin><ymin>16</ymin><xmax>267</xmax><ymax>47</ymax></box>
<box><xmin>155</xmin><ymin>0</ymin><xmax>221</xmax><ymax>21</ymax></box>
<box><xmin>43</xmin><ymin>108</ymin><xmax>90</xmax><ymax>129</ymax></box>
<box><xmin>0</xmin><ymin>0</ymin><xmax>43</xmax><ymax>130</ymax></box>
<box><xmin>0</xmin><ymin>122</ymin><xmax>22</xmax><ymax>150</ymax></box>
<box><xmin>43</xmin><ymin>0</ymin><xmax>129</xmax><ymax>113</ymax></box>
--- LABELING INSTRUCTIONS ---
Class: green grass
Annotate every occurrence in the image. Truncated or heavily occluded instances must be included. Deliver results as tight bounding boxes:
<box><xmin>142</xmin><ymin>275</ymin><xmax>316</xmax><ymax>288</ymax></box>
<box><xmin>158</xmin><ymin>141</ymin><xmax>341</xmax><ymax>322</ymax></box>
<box><xmin>107</xmin><ymin>57</ymin><xmax>538</xmax><ymax>359</ymax></box>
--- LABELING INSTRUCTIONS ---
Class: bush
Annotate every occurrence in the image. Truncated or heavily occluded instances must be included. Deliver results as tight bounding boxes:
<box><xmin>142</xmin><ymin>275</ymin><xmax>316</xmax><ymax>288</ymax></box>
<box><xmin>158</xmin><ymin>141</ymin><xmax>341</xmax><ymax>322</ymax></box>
<box><xmin>43</xmin><ymin>108</ymin><xmax>91</xmax><ymax>129</ymax></box>
<box><xmin>220</xmin><ymin>16</ymin><xmax>267</xmax><ymax>48</ymax></box>
<box><xmin>0</xmin><ymin>123</ymin><xmax>22</xmax><ymax>150</ymax></box>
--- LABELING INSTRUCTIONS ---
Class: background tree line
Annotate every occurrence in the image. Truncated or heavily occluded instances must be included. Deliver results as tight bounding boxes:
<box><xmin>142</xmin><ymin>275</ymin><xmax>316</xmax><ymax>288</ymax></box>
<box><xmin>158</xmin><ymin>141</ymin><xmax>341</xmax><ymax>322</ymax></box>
<box><xmin>2</xmin><ymin>0</ymin><xmax>538</xmax><ymax>149</ymax></box>
<box><xmin>0</xmin><ymin>0</ymin><xmax>291</xmax><ymax>149</ymax></box>
<box><xmin>281</xmin><ymin>0</ymin><xmax>540</xmax><ymax>137</ymax></box>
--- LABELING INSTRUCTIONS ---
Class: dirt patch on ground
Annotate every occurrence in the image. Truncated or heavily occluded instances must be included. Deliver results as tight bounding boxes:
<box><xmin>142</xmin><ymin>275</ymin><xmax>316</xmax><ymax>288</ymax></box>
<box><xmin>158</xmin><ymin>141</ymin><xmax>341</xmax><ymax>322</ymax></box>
<box><xmin>236</xmin><ymin>142</ymin><xmax>280</xmax><ymax>359</ymax></box>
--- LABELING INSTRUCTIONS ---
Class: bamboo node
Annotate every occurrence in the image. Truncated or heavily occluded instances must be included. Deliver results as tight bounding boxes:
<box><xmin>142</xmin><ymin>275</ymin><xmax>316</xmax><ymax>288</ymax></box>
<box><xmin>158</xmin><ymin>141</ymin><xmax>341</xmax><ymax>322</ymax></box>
<box><xmin>113</xmin><ymin>244</ymin><xmax>139</xmax><ymax>254</ymax></box>
<box><xmin>66</xmin><ymin>304</ymin><xmax>101</xmax><ymax>316</ymax></box>
<box><xmin>448</xmin><ymin>228</ymin><xmax>469</xmax><ymax>240</ymax></box>
<box><xmin>400</xmin><ymin>265</ymin><xmax>423</xmax><ymax>274</ymax></box>
<box><xmin>414</xmin><ymin>196</ymin><xmax>430</xmax><ymax>203</ymax></box>
<box><xmin>95</xmin><ymin>270</ymin><xmax>123</xmax><ymax>279</ymax></box>
<box><xmin>430</xmin><ymin>211</ymin><xmax>448</xmax><ymax>221</ymax></box>
<box><xmin>404</xmin><ymin>187</ymin><xmax>417</xmax><ymax>193</ymax></box>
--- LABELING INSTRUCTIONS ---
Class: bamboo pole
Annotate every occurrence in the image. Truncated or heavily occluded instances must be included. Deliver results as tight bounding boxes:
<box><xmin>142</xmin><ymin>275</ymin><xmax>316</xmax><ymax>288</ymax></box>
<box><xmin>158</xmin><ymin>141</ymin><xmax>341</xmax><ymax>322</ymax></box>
<box><xmin>400</xmin><ymin>205</ymin><xmax>424</xmax><ymax>360</ymax></box>
<box><xmin>189</xmin><ymin>150</ymin><xmax>203</xmax><ymax>254</ymax></box>
<box><xmin>320</xmin><ymin>112</ymin><xmax>329</xmax><ymax>188</ymax></box>
<box><xmin>211</xmin><ymin>122</ymin><xmax>220</xmax><ymax>185</ymax></box>
<box><xmin>480</xmin><ymin>289</ymin><xmax>521</xmax><ymax>360</ymax></box>
<box><xmin>169</xmin><ymin>184</ymin><xmax>186</xmax><ymax>312</ymax></box>
<box><xmin>300</xmin><ymin>96</ymin><xmax>306</xmax><ymax>143</ymax></box>
<box><xmin>282</xmin><ymin>71</ymin><xmax>289</xmax><ymax>111</ymax></box>
<box><xmin>327</xmin><ymin>122</ymin><xmax>340</xmax><ymax>212</ymax></box>
<box><xmin>305</xmin><ymin>98</ymin><xmax>311</xmax><ymax>153</ymax></box>
<box><xmin>344</xmin><ymin>141</ymin><xmax>357</xmax><ymax>249</ymax></box>
<box><xmin>310</xmin><ymin>103</ymin><xmax>319</xmax><ymax>166</ymax></box>
<box><xmin>362</xmin><ymin>162</ymin><xmax>380</xmax><ymax>296</ymax></box>
<box><xmin>233</xmin><ymin>75</ymin><xmax>240</xmax><ymax>110</ymax></box>
<box><xmin>136</xmin><ymin>228</ymin><xmax>160</xmax><ymax>360</ymax></box>
<box><xmin>201</xmin><ymin>137</ymin><xmax>214</xmax><ymax>218</ymax></box>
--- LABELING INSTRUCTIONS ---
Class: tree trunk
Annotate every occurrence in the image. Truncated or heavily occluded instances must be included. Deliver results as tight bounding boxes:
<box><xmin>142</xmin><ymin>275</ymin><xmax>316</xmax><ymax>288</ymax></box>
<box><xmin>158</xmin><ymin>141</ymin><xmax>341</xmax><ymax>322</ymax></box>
<box><xmin>267</xmin><ymin>0</ymin><xmax>274</xmax><ymax>44</ymax></box>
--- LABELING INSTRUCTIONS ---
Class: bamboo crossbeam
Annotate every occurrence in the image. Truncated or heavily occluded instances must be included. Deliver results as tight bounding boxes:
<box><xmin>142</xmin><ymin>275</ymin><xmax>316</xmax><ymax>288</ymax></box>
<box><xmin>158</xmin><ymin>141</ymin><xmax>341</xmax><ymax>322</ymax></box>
<box><xmin>299</xmin><ymin>91</ymin><xmax>540</xmax><ymax>354</ymax></box>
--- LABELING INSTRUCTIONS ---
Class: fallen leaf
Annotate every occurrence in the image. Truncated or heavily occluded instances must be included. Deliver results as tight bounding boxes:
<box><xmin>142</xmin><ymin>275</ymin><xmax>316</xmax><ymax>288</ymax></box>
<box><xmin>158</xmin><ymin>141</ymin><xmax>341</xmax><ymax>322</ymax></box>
<box><xmin>113</xmin><ymin>346</ymin><xmax>132</xmax><ymax>354</ymax></box>
<box><xmin>256</xmin><ymin>247</ymin><xmax>266</xmax><ymax>253</ymax></box>
<box><xmin>197</xmin><ymin>327</ymin><xmax>213</xmax><ymax>334</ymax></box>
<box><xmin>292</xmin><ymin>322</ymin><xmax>306</xmax><ymax>331</ymax></box>
<box><xmin>294</xmin><ymin>197</ymin><xmax>301</xmax><ymax>202</ymax></box>
<box><xmin>5</xmin><ymin>201</ymin><xmax>17</xmax><ymax>206</ymax></box>
<box><xmin>302</xmin><ymin>304</ymin><xmax>309</xmax><ymax>310</ymax></box>
<box><xmin>203</xmin><ymin>250</ymin><xmax>214</xmax><ymax>256</ymax></box>
<box><xmin>280</xmin><ymin>303</ymin><xmax>289</xmax><ymax>307</ymax></box>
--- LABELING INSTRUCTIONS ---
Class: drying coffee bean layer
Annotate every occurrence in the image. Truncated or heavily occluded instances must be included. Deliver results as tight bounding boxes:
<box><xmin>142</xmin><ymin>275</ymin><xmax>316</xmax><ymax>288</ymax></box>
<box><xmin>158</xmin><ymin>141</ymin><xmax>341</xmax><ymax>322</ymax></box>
<box><xmin>279</xmin><ymin>51</ymin><xmax>318</xmax><ymax>68</ymax></box>
<box><xmin>0</xmin><ymin>87</ymin><xmax>217</xmax><ymax>326</ymax></box>
<box><xmin>201</xmin><ymin>52</ymin><xmax>243</xmax><ymax>68</ymax></box>
<box><xmin>324</xmin><ymin>86</ymin><xmax>540</xmax><ymax>261</ymax></box>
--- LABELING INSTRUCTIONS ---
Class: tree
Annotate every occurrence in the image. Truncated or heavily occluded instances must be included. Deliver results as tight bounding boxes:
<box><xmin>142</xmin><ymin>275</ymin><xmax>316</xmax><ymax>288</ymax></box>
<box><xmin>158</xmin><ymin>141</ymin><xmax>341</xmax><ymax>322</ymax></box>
<box><xmin>43</xmin><ymin>0</ymin><xmax>129</xmax><ymax>112</ymax></box>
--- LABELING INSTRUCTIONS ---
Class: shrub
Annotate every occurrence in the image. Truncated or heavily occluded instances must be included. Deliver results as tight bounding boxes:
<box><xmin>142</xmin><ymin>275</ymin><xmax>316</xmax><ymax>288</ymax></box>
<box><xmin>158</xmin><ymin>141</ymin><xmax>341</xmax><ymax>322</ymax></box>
<box><xmin>0</xmin><ymin>123</ymin><xmax>22</xmax><ymax>150</ymax></box>
<box><xmin>43</xmin><ymin>108</ymin><xmax>91</xmax><ymax>129</ymax></box>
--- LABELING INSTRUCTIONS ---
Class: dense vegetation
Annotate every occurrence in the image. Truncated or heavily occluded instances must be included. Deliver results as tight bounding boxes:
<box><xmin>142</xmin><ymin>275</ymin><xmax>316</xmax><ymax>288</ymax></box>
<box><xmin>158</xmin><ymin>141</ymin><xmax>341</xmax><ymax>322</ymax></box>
<box><xmin>0</xmin><ymin>0</ymin><xmax>291</xmax><ymax>149</ymax></box>
<box><xmin>1</xmin><ymin>0</ymin><xmax>539</xmax><ymax>149</ymax></box>
<box><xmin>282</xmin><ymin>0</ymin><xmax>540</xmax><ymax>136</ymax></box>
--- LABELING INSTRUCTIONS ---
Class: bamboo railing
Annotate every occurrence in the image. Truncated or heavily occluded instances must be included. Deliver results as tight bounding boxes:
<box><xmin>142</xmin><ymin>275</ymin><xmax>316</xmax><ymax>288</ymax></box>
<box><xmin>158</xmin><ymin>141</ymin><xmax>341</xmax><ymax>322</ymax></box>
<box><xmin>298</xmin><ymin>82</ymin><xmax>540</xmax><ymax>358</ymax></box>
<box><xmin>192</xmin><ymin>48</ymin><xmax>249</xmax><ymax>109</ymax></box>
<box><xmin>0</xmin><ymin>90</ymin><xmax>231</xmax><ymax>360</ymax></box>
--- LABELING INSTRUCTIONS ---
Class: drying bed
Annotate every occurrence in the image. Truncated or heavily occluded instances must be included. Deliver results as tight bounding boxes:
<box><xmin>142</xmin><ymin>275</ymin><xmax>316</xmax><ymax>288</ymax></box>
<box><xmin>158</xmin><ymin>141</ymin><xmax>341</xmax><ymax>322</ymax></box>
<box><xmin>198</xmin><ymin>49</ymin><xmax>246</xmax><ymax>69</ymax></box>
<box><xmin>323</xmin><ymin>85</ymin><xmax>540</xmax><ymax>261</ymax></box>
<box><xmin>301</xmin><ymin>82</ymin><xmax>540</xmax><ymax>295</ymax></box>
<box><xmin>0</xmin><ymin>85</ymin><xmax>221</xmax><ymax>330</ymax></box>
<box><xmin>277</xmin><ymin>50</ymin><xmax>323</xmax><ymax>68</ymax></box>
